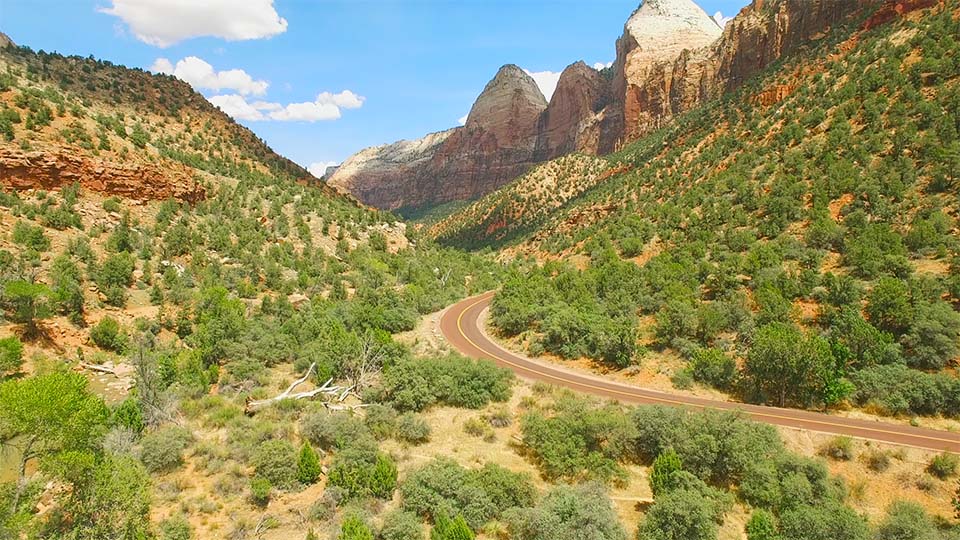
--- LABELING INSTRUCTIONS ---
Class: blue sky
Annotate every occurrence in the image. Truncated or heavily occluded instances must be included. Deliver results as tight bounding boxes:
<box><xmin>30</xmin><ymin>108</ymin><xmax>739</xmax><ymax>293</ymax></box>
<box><xmin>1</xmin><ymin>0</ymin><xmax>749</xmax><ymax>175</ymax></box>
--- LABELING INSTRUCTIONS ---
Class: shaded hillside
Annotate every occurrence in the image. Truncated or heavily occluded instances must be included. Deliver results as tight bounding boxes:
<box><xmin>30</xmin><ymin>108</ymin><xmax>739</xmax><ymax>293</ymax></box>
<box><xmin>438</xmin><ymin>1</ymin><xmax>960</xmax><ymax>418</ymax></box>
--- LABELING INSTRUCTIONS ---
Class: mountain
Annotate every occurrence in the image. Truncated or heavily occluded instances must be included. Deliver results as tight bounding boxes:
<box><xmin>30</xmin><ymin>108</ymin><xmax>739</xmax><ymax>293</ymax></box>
<box><xmin>0</xmin><ymin>40</ymin><xmax>345</xmax><ymax>204</ymax></box>
<box><xmin>330</xmin><ymin>0</ymin><xmax>879</xmax><ymax>212</ymax></box>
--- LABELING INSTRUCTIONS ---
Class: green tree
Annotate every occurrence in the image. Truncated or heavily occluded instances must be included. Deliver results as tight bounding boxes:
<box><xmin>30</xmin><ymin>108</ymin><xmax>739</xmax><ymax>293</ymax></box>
<box><xmin>0</xmin><ymin>336</ymin><xmax>24</xmax><ymax>376</ymax></box>
<box><xmin>297</xmin><ymin>442</ymin><xmax>321</xmax><ymax>484</ymax></box>
<box><xmin>11</xmin><ymin>220</ymin><xmax>50</xmax><ymax>252</ymax></box>
<box><xmin>2</xmin><ymin>280</ymin><xmax>51</xmax><ymax>337</ymax></box>
<box><xmin>744</xmin><ymin>323</ymin><xmax>837</xmax><ymax>408</ymax></box>
<box><xmin>431</xmin><ymin>514</ymin><xmax>474</xmax><ymax>540</ymax></box>
<box><xmin>192</xmin><ymin>286</ymin><xmax>245</xmax><ymax>365</ymax></box>
<box><xmin>0</xmin><ymin>372</ymin><xmax>108</xmax><ymax>511</ymax></box>
<box><xmin>650</xmin><ymin>448</ymin><xmax>683</xmax><ymax>496</ymax></box>
<box><xmin>503</xmin><ymin>482</ymin><xmax>627</xmax><ymax>540</ymax></box>
<box><xmin>50</xmin><ymin>254</ymin><xmax>84</xmax><ymax>323</ymax></box>
<box><xmin>252</xmin><ymin>439</ymin><xmax>298</xmax><ymax>489</ymax></box>
<box><xmin>380</xmin><ymin>510</ymin><xmax>424</xmax><ymax>540</ymax></box>
<box><xmin>866</xmin><ymin>277</ymin><xmax>912</xmax><ymax>335</ymax></box>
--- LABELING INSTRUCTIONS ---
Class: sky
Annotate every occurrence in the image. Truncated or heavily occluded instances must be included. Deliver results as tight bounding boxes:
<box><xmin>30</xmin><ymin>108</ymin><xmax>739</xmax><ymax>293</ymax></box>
<box><xmin>1</xmin><ymin>0</ymin><xmax>749</xmax><ymax>177</ymax></box>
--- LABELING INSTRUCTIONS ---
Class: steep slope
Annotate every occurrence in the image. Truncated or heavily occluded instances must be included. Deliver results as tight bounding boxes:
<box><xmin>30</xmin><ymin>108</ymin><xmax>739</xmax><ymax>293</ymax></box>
<box><xmin>0</xmin><ymin>41</ymin><xmax>343</xmax><ymax>203</ymax></box>
<box><xmin>435</xmin><ymin>0</ymin><xmax>960</xmax><ymax>420</ymax></box>
<box><xmin>331</xmin><ymin>0</ymin><xmax>882</xmax><ymax>212</ymax></box>
<box><xmin>328</xmin><ymin>65</ymin><xmax>548</xmax><ymax>211</ymax></box>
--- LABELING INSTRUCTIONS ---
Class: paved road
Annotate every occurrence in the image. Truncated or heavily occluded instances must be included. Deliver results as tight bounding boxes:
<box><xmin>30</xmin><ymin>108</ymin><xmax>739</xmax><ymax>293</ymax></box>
<box><xmin>440</xmin><ymin>291</ymin><xmax>960</xmax><ymax>452</ymax></box>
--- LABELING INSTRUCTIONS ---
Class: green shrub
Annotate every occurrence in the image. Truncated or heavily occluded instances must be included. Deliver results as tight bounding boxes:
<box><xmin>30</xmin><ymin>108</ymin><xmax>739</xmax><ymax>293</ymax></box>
<box><xmin>328</xmin><ymin>447</ymin><xmax>397</xmax><ymax>500</ymax></box>
<box><xmin>90</xmin><ymin>316</ymin><xmax>127</xmax><ymax>352</ymax></box>
<box><xmin>396</xmin><ymin>412</ymin><xmax>431</xmax><ymax>444</ymax></box>
<box><xmin>252</xmin><ymin>439</ymin><xmax>298</xmax><ymax>489</ymax></box>
<box><xmin>139</xmin><ymin>425</ymin><xmax>192</xmax><ymax>473</ymax></box>
<box><xmin>250</xmin><ymin>476</ymin><xmax>271</xmax><ymax>507</ymax></box>
<box><xmin>650</xmin><ymin>448</ymin><xmax>683</xmax><ymax>496</ymax></box>
<box><xmin>503</xmin><ymin>482</ymin><xmax>626</xmax><ymax>540</ymax></box>
<box><xmin>927</xmin><ymin>453</ymin><xmax>958</xmax><ymax>479</ymax></box>
<box><xmin>297</xmin><ymin>442</ymin><xmax>321</xmax><ymax>484</ymax></box>
<box><xmin>380</xmin><ymin>354</ymin><xmax>513</xmax><ymax>411</ymax></box>
<box><xmin>338</xmin><ymin>515</ymin><xmax>374</xmax><ymax>540</ymax></box>
<box><xmin>862</xmin><ymin>449</ymin><xmax>892</xmax><ymax>473</ymax></box>
<box><xmin>363</xmin><ymin>404</ymin><xmax>397</xmax><ymax>440</ymax></box>
<box><xmin>301</xmin><ymin>410</ymin><xmax>372</xmax><ymax>451</ymax></box>
<box><xmin>0</xmin><ymin>335</ymin><xmax>24</xmax><ymax>375</ymax></box>
<box><xmin>12</xmin><ymin>220</ymin><xmax>50</xmax><ymax>251</ymax></box>
<box><xmin>818</xmin><ymin>437</ymin><xmax>854</xmax><ymax>461</ymax></box>
<box><xmin>379</xmin><ymin>510</ymin><xmax>424</xmax><ymax>540</ymax></box>
<box><xmin>112</xmin><ymin>396</ymin><xmax>145</xmax><ymax>434</ymax></box>
<box><xmin>688</xmin><ymin>348</ymin><xmax>737</xmax><ymax>390</ymax></box>
<box><xmin>746</xmin><ymin>509</ymin><xmax>778</xmax><ymax>540</ymax></box>
<box><xmin>159</xmin><ymin>514</ymin><xmax>192</xmax><ymax>540</ymax></box>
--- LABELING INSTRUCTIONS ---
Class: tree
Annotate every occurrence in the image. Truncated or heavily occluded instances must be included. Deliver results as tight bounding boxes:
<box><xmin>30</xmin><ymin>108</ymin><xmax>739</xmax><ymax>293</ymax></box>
<box><xmin>50</xmin><ymin>254</ymin><xmax>84</xmax><ymax>323</ymax></box>
<box><xmin>0</xmin><ymin>336</ymin><xmax>23</xmax><ymax>376</ymax></box>
<box><xmin>650</xmin><ymin>448</ymin><xmax>683</xmax><ymax>496</ymax></box>
<box><xmin>252</xmin><ymin>439</ymin><xmax>298</xmax><ymax>489</ymax></box>
<box><xmin>338</xmin><ymin>515</ymin><xmax>374</xmax><ymax>540</ymax></box>
<box><xmin>637</xmin><ymin>485</ymin><xmax>730</xmax><ymax>540</ymax></box>
<box><xmin>2</xmin><ymin>280</ymin><xmax>51</xmax><ymax>337</ymax></box>
<box><xmin>504</xmin><ymin>482</ymin><xmax>627</xmax><ymax>540</ymax></box>
<box><xmin>297</xmin><ymin>442</ymin><xmax>321</xmax><ymax>484</ymax></box>
<box><xmin>90</xmin><ymin>316</ymin><xmax>127</xmax><ymax>352</ymax></box>
<box><xmin>431</xmin><ymin>514</ymin><xmax>474</xmax><ymax>540</ymax></box>
<box><xmin>744</xmin><ymin>323</ymin><xmax>838</xmax><ymax>408</ymax></box>
<box><xmin>192</xmin><ymin>286</ymin><xmax>245</xmax><ymax>365</ymax></box>
<box><xmin>866</xmin><ymin>277</ymin><xmax>912</xmax><ymax>335</ymax></box>
<box><xmin>380</xmin><ymin>510</ymin><xmax>424</xmax><ymax>540</ymax></box>
<box><xmin>0</xmin><ymin>372</ymin><xmax>108</xmax><ymax>511</ymax></box>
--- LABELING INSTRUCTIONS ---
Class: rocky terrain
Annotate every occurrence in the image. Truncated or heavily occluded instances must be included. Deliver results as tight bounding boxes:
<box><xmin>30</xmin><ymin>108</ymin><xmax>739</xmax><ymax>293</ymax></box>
<box><xmin>330</xmin><ymin>0</ymin><xmax>892</xmax><ymax>212</ymax></box>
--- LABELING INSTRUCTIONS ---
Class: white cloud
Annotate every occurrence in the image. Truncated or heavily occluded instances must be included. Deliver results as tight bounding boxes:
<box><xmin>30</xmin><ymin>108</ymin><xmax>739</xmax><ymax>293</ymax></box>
<box><xmin>713</xmin><ymin>11</ymin><xmax>734</xmax><ymax>27</ymax></box>
<box><xmin>523</xmin><ymin>69</ymin><xmax>562</xmax><ymax>102</ymax></box>
<box><xmin>151</xmin><ymin>56</ymin><xmax>269</xmax><ymax>96</ymax></box>
<box><xmin>307</xmin><ymin>161</ymin><xmax>338</xmax><ymax>178</ymax></box>
<box><xmin>208</xmin><ymin>94</ymin><xmax>267</xmax><ymax>121</ymax></box>
<box><xmin>457</xmin><ymin>114</ymin><xmax>468</xmax><ymax>126</ymax></box>
<box><xmin>592</xmin><ymin>61</ymin><xmax>613</xmax><ymax>70</ymax></box>
<box><xmin>207</xmin><ymin>91</ymin><xmax>365</xmax><ymax>122</ymax></box>
<box><xmin>100</xmin><ymin>0</ymin><xmax>287</xmax><ymax>47</ymax></box>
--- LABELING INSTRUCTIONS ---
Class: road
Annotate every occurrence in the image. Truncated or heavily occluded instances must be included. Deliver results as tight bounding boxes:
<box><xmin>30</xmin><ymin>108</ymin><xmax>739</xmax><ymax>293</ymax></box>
<box><xmin>440</xmin><ymin>291</ymin><xmax>960</xmax><ymax>452</ymax></box>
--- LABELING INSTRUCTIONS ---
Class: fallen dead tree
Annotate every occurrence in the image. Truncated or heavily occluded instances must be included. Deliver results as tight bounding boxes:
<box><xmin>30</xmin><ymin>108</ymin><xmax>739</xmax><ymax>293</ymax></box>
<box><xmin>79</xmin><ymin>362</ymin><xmax>117</xmax><ymax>375</ymax></box>
<box><xmin>244</xmin><ymin>362</ymin><xmax>355</xmax><ymax>414</ymax></box>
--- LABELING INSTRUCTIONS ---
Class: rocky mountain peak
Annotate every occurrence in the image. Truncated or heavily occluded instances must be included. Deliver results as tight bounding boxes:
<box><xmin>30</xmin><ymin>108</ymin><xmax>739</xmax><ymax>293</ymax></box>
<box><xmin>465</xmin><ymin>64</ymin><xmax>547</xmax><ymax>142</ymax></box>
<box><xmin>624</xmin><ymin>0</ymin><xmax>723</xmax><ymax>62</ymax></box>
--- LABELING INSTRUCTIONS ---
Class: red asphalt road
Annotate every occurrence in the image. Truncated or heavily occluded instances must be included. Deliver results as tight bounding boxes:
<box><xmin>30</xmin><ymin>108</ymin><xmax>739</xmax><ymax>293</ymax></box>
<box><xmin>440</xmin><ymin>291</ymin><xmax>960</xmax><ymax>452</ymax></box>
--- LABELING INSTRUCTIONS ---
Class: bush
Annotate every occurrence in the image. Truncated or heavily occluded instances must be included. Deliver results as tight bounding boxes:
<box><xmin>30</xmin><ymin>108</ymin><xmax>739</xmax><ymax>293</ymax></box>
<box><xmin>297</xmin><ymin>442</ymin><xmax>321</xmax><ymax>484</ymax></box>
<box><xmin>927</xmin><ymin>453</ymin><xmax>958</xmax><ymax>479</ymax></box>
<box><xmin>252</xmin><ymin>439</ymin><xmax>298</xmax><ymax>489</ymax></box>
<box><xmin>400</xmin><ymin>458</ymin><xmax>534</xmax><ymax>530</ymax></box>
<box><xmin>849</xmin><ymin>364</ymin><xmax>960</xmax><ymax>417</ymax></box>
<box><xmin>338</xmin><ymin>515</ymin><xmax>373</xmax><ymax>540</ymax></box>
<box><xmin>818</xmin><ymin>437</ymin><xmax>854</xmax><ymax>461</ymax></box>
<box><xmin>327</xmin><ymin>448</ymin><xmax>397</xmax><ymax>500</ymax></box>
<box><xmin>688</xmin><ymin>347</ymin><xmax>737</xmax><ymax>390</ymax></box>
<box><xmin>649</xmin><ymin>448</ymin><xmax>683</xmax><ymax>496</ymax></box>
<box><xmin>12</xmin><ymin>220</ymin><xmax>50</xmax><ymax>252</ymax></box>
<box><xmin>250</xmin><ymin>477</ymin><xmax>271</xmax><ymax>506</ymax></box>
<box><xmin>90</xmin><ymin>316</ymin><xmax>127</xmax><ymax>352</ymax></box>
<box><xmin>363</xmin><ymin>404</ymin><xmax>397</xmax><ymax>440</ymax></box>
<box><xmin>503</xmin><ymin>482</ymin><xmax>626</xmax><ymax>540</ymax></box>
<box><xmin>746</xmin><ymin>509</ymin><xmax>778</xmax><ymax>540</ymax></box>
<box><xmin>380</xmin><ymin>354</ymin><xmax>513</xmax><ymax>411</ymax></box>
<box><xmin>0</xmin><ymin>336</ymin><xmax>24</xmax><ymax>375</ymax></box>
<box><xmin>159</xmin><ymin>514</ymin><xmax>192</xmax><ymax>540</ymax></box>
<box><xmin>139</xmin><ymin>425</ymin><xmax>192</xmax><ymax>473</ymax></box>
<box><xmin>396</xmin><ymin>412</ymin><xmax>431</xmax><ymax>444</ymax></box>
<box><xmin>112</xmin><ymin>397</ymin><xmax>145</xmax><ymax>434</ymax></box>
<box><xmin>861</xmin><ymin>449</ymin><xmax>891</xmax><ymax>473</ymax></box>
<box><xmin>778</xmin><ymin>503</ymin><xmax>869</xmax><ymax>540</ymax></box>
<box><xmin>301</xmin><ymin>410</ymin><xmax>371</xmax><ymax>451</ymax></box>
<box><xmin>379</xmin><ymin>510</ymin><xmax>424</xmax><ymax>540</ymax></box>
<box><xmin>875</xmin><ymin>502</ymin><xmax>939</xmax><ymax>540</ymax></box>
<box><xmin>637</xmin><ymin>480</ymin><xmax>732</xmax><ymax>540</ymax></box>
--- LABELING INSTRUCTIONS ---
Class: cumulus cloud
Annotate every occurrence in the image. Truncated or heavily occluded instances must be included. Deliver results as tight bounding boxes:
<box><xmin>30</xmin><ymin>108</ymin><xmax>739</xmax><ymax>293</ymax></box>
<box><xmin>207</xmin><ymin>91</ymin><xmax>365</xmax><ymax>122</ymax></box>
<box><xmin>593</xmin><ymin>61</ymin><xmax>613</xmax><ymax>70</ymax></box>
<box><xmin>100</xmin><ymin>0</ymin><xmax>288</xmax><ymax>47</ymax></box>
<box><xmin>458</xmin><ymin>114</ymin><xmax>468</xmax><ymax>126</ymax></box>
<box><xmin>307</xmin><ymin>161</ymin><xmax>338</xmax><ymax>178</ymax></box>
<box><xmin>713</xmin><ymin>11</ymin><xmax>734</xmax><ymax>27</ymax></box>
<box><xmin>151</xmin><ymin>56</ymin><xmax>269</xmax><ymax>96</ymax></box>
<box><xmin>523</xmin><ymin>69</ymin><xmax>562</xmax><ymax>102</ymax></box>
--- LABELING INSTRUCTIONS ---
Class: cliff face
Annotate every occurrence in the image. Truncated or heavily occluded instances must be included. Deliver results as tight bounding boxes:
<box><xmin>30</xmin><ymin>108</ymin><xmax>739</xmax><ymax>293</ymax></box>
<box><xmin>329</xmin><ymin>66</ymin><xmax>550</xmax><ymax>210</ymax></box>
<box><xmin>0</xmin><ymin>147</ymin><xmax>206</xmax><ymax>203</ymax></box>
<box><xmin>331</xmin><ymin>0</ymin><xmax>888</xmax><ymax>211</ymax></box>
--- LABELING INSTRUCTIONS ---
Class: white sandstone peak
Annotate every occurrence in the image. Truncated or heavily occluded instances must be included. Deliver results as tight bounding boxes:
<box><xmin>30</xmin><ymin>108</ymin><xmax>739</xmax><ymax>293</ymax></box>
<box><xmin>625</xmin><ymin>0</ymin><xmax>722</xmax><ymax>64</ymax></box>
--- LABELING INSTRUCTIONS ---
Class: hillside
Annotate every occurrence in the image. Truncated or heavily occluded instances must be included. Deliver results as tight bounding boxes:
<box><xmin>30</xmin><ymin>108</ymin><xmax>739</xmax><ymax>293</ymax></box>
<box><xmin>432</xmin><ymin>0</ymin><xmax>960</xmax><ymax>423</ymax></box>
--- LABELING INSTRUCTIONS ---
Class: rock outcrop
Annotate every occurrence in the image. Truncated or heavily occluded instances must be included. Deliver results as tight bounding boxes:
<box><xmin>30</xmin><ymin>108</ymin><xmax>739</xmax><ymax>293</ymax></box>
<box><xmin>329</xmin><ymin>66</ymin><xmax>549</xmax><ymax>210</ymax></box>
<box><xmin>331</xmin><ymin>0</ymin><xmax>891</xmax><ymax>211</ymax></box>
<box><xmin>0</xmin><ymin>147</ymin><xmax>206</xmax><ymax>202</ymax></box>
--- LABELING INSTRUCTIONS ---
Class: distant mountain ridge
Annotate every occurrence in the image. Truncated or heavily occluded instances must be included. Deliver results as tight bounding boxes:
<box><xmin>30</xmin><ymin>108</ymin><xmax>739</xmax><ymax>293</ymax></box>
<box><xmin>328</xmin><ymin>0</ymin><xmax>881</xmax><ymax>212</ymax></box>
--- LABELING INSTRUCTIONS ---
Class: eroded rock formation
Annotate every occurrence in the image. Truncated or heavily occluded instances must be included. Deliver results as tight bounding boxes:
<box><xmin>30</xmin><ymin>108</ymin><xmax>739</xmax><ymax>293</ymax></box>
<box><xmin>330</xmin><ymin>0</ymin><xmax>891</xmax><ymax>211</ymax></box>
<box><xmin>0</xmin><ymin>147</ymin><xmax>206</xmax><ymax>202</ymax></box>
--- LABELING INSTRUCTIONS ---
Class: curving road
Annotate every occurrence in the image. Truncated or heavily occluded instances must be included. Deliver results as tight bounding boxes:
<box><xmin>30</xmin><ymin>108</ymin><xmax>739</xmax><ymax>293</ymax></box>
<box><xmin>440</xmin><ymin>291</ymin><xmax>960</xmax><ymax>452</ymax></box>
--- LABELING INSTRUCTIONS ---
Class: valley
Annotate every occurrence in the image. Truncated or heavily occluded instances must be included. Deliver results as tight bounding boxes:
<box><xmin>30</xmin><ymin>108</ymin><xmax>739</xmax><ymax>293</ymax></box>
<box><xmin>1</xmin><ymin>0</ymin><xmax>959</xmax><ymax>539</ymax></box>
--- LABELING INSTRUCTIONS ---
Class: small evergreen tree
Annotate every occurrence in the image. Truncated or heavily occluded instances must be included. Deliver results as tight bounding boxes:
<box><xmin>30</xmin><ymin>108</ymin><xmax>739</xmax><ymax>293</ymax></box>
<box><xmin>746</xmin><ymin>509</ymin><xmax>779</xmax><ymax>540</ymax></box>
<box><xmin>430</xmin><ymin>514</ymin><xmax>474</xmax><ymax>540</ymax></box>
<box><xmin>297</xmin><ymin>442</ymin><xmax>321</xmax><ymax>484</ymax></box>
<box><xmin>649</xmin><ymin>448</ymin><xmax>683</xmax><ymax>496</ymax></box>
<box><xmin>338</xmin><ymin>515</ymin><xmax>373</xmax><ymax>540</ymax></box>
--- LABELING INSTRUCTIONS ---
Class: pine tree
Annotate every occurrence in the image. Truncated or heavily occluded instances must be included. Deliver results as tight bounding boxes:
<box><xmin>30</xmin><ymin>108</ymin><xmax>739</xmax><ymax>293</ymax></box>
<box><xmin>338</xmin><ymin>515</ymin><xmax>373</xmax><ymax>540</ymax></box>
<box><xmin>297</xmin><ymin>442</ymin><xmax>321</xmax><ymax>484</ymax></box>
<box><xmin>430</xmin><ymin>514</ymin><xmax>474</xmax><ymax>540</ymax></box>
<box><xmin>649</xmin><ymin>447</ymin><xmax>683</xmax><ymax>496</ymax></box>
